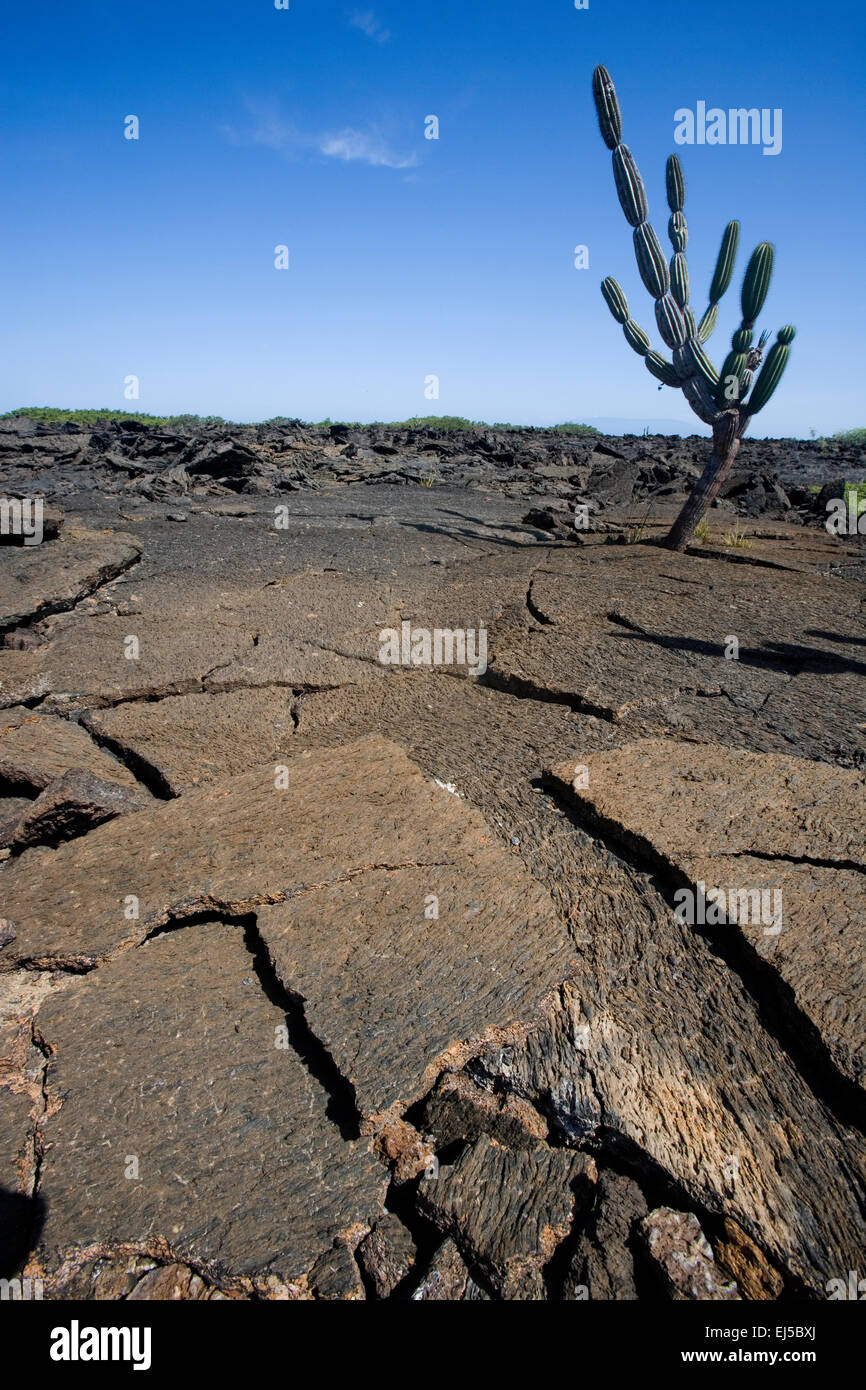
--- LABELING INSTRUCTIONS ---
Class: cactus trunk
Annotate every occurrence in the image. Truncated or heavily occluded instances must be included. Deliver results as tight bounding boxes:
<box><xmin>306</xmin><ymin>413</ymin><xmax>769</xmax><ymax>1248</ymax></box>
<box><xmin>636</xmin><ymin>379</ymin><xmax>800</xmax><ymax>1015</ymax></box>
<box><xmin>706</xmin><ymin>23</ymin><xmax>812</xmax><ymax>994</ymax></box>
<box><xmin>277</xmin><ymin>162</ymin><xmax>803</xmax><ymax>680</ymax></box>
<box><xmin>662</xmin><ymin>410</ymin><xmax>742</xmax><ymax>551</ymax></box>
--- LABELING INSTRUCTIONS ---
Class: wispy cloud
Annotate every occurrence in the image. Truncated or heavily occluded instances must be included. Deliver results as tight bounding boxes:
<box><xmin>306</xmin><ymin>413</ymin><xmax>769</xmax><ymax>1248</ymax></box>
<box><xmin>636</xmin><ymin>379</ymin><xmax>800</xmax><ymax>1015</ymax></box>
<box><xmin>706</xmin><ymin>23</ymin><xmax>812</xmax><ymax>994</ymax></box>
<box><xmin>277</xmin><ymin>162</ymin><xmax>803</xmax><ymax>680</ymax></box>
<box><xmin>223</xmin><ymin>104</ymin><xmax>417</xmax><ymax>170</ymax></box>
<box><xmin>319</xmin><ymin>127</ymin><xmax>415</xmax><ymax>168</ymax></box>
<box><xmin>349</xmin><ymin>10</ymin><xmax>390</xmax><ymax>44</ymax></box>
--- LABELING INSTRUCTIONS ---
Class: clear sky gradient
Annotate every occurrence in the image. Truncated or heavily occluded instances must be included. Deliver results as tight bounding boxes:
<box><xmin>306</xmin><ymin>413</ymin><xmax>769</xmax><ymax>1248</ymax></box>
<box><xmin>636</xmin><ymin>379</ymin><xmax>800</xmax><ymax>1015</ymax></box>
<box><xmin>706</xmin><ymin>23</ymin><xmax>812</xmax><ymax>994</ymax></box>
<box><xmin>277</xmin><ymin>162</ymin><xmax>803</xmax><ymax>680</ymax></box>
<box><xmin>2</xmin><ymin>0</ymin><xmax>864</xmax><ymax>435</ymax></box>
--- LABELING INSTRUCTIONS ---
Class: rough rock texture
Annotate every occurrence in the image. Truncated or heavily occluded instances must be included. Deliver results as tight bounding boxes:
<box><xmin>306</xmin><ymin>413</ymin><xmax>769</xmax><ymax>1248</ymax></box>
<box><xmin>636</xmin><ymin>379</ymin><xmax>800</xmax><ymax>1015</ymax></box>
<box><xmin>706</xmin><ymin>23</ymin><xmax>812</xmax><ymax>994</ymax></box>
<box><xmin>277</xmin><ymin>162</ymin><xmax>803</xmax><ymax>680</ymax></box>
<box><xmin>255</xmin><ymin>843</ymin><xmax>572</xmax><ymax>1125</ymax></box>
<box><xmin>1</xmin><ymin>420</ymin><xmax>864</xmax><ymax>1300</ymax></box>
<box><xmin>410</xmin><ymin>1238</ymin><xmax>488</xmax><ymax>1301</ymax></box>
<box><xmin>0</xmin><ymin>769</ymin><xmax>151</xmax><ymax>849</ymax></box>
<box><xmin>357</xmin><ymin>1215</ymin><xmax>417</xmax><ymax>1298</ymax></box>
<box><xmin>712</xmin><ymin>1218</ymin><xmax>784</xmax><ymax>1301</ymax></box>
<box><xmin>0</xmin><ymin>708</ymin><xmax>142</xmax><ymax>792</ymax></box>
<box><xmin>81</xmin><ymin>689</ymin><xmax>300</xmax><ymax>793</ymax></box>
<box><xmin>418</xmin><ymin>1136</ymin><xmax>596</xmax><ymax>1298</ymax></box>
<box><xmin>549</xmin><ymin>739</ymin><xmax>866</xmax><ymax>1093</ymax></box>
<box><xmin>125</xmin><ymin>1263</ymin><xmax>242</xmax><ymax>1301</ymax></box>
<box><xmin>0</xmin><ymin>739</ymin><xmax>574</xmax><ymax>1124</ymax></box>
<box><xmin>638</xmin><ymin>1208</ymin><xmax>739</xmax><ymax>1300</ymax></box>
<box><xmin>0</xmin><ymin>527</ymin><xmax>141</xmax><ymax>634</ymax></box>
<box><xmin>564</xmin><ymin>1170</ymin><xmax>648</xmax><ymax>1300</ymax></box>
<box><xmin>420</xmin><ymin>1072</ymin><xmax>549</xmax><ymax>1152</ymax></box>
<box><xmin>29</xmin><ymin>920</ymin><xmax>387</xmax><ymax>1294</ymax></box>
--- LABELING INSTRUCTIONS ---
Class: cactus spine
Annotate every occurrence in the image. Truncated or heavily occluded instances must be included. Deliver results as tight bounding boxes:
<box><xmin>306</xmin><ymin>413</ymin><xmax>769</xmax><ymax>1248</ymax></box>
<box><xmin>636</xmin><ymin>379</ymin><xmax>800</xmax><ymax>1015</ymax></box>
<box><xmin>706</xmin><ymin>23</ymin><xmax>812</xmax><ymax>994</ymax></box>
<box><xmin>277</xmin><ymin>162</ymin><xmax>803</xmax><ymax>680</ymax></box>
<box><xmin>591</xmin><ymin>66</ymin><xmax>794</xmax><ymax>551</ymax></box>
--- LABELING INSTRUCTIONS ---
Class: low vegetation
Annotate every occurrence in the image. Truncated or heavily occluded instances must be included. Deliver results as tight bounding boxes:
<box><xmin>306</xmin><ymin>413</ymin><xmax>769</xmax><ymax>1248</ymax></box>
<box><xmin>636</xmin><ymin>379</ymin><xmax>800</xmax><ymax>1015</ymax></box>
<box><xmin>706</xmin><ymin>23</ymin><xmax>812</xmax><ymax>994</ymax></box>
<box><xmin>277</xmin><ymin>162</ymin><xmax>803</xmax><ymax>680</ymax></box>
<box><xmin>0</xmin><ymin>407</ymin><xmax>599</xmax><ymax>435</ymax></box>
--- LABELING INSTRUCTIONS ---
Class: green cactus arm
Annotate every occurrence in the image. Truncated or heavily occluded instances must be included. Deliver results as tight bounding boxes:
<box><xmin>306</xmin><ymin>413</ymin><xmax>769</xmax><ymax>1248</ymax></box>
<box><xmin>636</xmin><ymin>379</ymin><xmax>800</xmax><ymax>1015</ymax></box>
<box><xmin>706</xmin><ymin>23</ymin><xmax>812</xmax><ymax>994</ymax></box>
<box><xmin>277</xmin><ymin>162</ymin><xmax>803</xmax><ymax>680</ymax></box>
<box><xmin>696</xmin><ymin>222</ymin><xmax>740</xmax><ymax>343</ymax></box>
<box><xmin>645</xmin><ymin>351</ymin><xmax>680</xmax><ymax>387</ymax></box>
<box><xmin>668</xmin><ymin>211</ymin><xmax>687</xmax><ymax>253</ymax></box>
<box><xmin>681</xmin><ymin>372</ymin><xmax>720</xmax><ymax>425</ymax></box>
<box><xmin>600</xmin><ymin>276</ymin><xmax>629</xmax><ymax>324</ymax></box>
<box><xmin>674</xmin><ymin>339</ymin><xmax>719</xmax><ymax>390</ymax></box>
<box><xmin>670</xmin><ymin>252</ymin><xmax>689</xmax><ymax>308</ymax></box>
<box><xmin>664</xmin><ymin>157</ymin><xmax>693</xmax><ymax>313</ymax></box>
<box><xmin>633</xmin><ymin>223</ymin><xmax>669</xmax><ymax>299</ymax></box>
<box><xmin>622</xmin><ymin>318</ymin><xmax>652</xmax><ymax>355</ymax></box>
<box><xmin>697</xmin><ymin>304</ymin><xmax>718</xmax><ymax>342</ymax></box>
<box><xmin>612</xmin><ymin>145</ymin><xmax>648</xmax><ymax>226</ymax></box>
<box><xmin>710</xmin><ymin>222</ymin><xmax>740</xmax><ymax>302</ymax></box>
<box><xmin>741</xmin><ymin>243</ymin><xmax>774</xmax><ymax>327</ymax></box>
<box><xmin>715</xmin><ymin>350</ymin><xmax>748</xmax><ymax>408</ymax></box>
<box><xmin>744</xmin><ymin>327</ymin><xmax>795</xmax><ymax>414</ymax></box>
<box><xmin>592</xmin><ymin>65</ymin><xmax>622</xmax><ymax>148</ymax></box>
<box><xmin>666</xmin><ymin>155</ymin><xmax>685</xmax><ymax>214</ymax></box>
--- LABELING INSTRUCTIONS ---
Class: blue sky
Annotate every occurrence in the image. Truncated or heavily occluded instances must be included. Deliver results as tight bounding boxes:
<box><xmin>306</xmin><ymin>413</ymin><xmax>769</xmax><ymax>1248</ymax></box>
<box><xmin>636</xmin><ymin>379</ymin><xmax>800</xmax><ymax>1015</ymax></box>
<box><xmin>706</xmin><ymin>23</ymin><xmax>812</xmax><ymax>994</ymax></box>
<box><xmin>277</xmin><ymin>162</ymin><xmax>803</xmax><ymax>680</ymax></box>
<box><xmin>1</xmin><ymin>0</ymin><xmax>863</xmax><ymax>435</ymax></box>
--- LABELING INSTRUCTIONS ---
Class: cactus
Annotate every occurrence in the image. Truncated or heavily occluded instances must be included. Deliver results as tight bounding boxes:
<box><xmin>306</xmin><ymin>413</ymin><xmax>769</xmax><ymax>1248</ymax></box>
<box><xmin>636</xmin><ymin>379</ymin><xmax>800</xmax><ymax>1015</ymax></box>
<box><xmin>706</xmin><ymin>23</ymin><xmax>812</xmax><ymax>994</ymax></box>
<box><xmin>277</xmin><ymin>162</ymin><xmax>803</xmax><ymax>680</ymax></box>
<box><xmin>592</xmin><ymin>66</ymin><xmax>794</xmax><ymax>550</ymax></box>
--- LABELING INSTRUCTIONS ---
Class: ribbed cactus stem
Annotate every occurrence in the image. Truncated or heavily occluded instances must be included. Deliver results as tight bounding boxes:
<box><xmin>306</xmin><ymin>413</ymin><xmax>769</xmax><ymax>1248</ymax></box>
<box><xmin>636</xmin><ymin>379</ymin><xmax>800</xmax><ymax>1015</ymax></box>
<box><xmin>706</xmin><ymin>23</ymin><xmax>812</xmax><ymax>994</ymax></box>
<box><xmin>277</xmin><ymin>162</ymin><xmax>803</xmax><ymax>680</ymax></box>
<box><xmin>697</xmin><ymin>304</ymin><xmax>718</xmax><ymax>342</ymax></box>
<box><xmin>601</xmin><ymin>276</ymin><xmax>629</xmax><ymax>324</ymax></box>
<box><xmin>741</xmin><ymin>243</ymin><xmax>774</xmax><ymax>327</ymax></box>
<box><xmin>592</xmin><ymin>65</ymin><xmax>622</xmax><ymax>148</ymax></box>
<box><xmin>665</xmin><ymin>156</ymin><xmax>685</xmax><ymax>214</ymax></box>
<box><xmin>590</xmin><ymin>65</ymin><xmax>793</xmax><ymax>549</ymax></box>
<box><xmin>645</xmin><ymin>351</ymin><xmax>680</xmax><ymax>387</ymax></box>
<box><xmin>623</xmin><ymin>318</ymin><xmax>651</xmax><ymax>355</ymax></box>
<box><xmin>670</xmin><ymin>253</ymin><xmax>689</xmax><ymax>309</ymax></box>
<box><xmin>745</xmin><ymin>328</ymin><xmax>794</xmax><ymax>414</ymax></box>
<box><xmin>716</xmin><ymin>351</ymin><xmax>748</xmax><ymax>406</ymax></box>
<box><xmin>613</xmin><ymin>146</ymin><xmax>648</xmax><ymax>226</ymax></box>
<box><xmin>668</xmin><ymin>211</ymin><xmax>688</xmax><ymax>253</ymax></box>
<box><xmin>697</xmin><ymin>222</ymin><xmax>740</xmax><ymax>344</ymax></box>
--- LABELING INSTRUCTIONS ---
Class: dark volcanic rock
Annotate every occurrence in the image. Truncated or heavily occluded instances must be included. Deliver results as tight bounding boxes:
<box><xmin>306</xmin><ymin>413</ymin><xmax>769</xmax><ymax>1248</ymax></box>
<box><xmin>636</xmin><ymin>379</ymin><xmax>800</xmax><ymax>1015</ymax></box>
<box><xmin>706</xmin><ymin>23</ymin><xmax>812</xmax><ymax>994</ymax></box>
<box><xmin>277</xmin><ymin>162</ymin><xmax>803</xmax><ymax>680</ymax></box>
<box><xmin>31</xmin><ymin>920</ymin><xmax>387</xmax><ymax>1295</ymax></box>
<box><xmin>564</xmin><ymin>1170</ymin><xmax>648</xmax><ymax>1300</ymax></box>
<box><xmin>1</xmin><ymin>411</ymin><xmax>864</xmax><ymax>1303</ymax></box>
<box><xmin>417</xmin><ymin>1136</ymin><xmax>596</xmax><ymax>1299</ymax></box>
<box><xmin>357</xmin><ymin>1215</ymin><xmax>417</xmax><ymax>1298</ymax></box>
<box><xmin>550</xmin><ymin>739</ymin><xmax>866</xmax><ymax>1094</ymax></box>
<box><xmin>0</xmin><ymin>708</ymin><xmax>142</xmax><ymax>793</ymax></box>
<box><xmin>0</xmin><ymin>769</ymin><xmax>151</xmax><ymax>849</ymax></box>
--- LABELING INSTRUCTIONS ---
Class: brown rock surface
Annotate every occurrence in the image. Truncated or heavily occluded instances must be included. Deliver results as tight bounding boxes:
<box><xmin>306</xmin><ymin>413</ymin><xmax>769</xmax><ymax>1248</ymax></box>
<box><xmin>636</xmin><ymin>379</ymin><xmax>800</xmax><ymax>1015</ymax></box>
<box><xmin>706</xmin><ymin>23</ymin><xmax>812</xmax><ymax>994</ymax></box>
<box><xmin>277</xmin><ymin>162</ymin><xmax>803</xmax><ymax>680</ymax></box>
<box><xmin>0</xmin><ymin>527</ymin><xmax>141</xmax><ymax>634</ymax></box>
<box><xmin>549</xmin><ymin>739</ymin><xmax>866</xmax><ymax>1091</ymax></box>
<box><xmin>417</xmin><ymin>1136</ymin><xmax>596</xmax><ymax>1299</ymax></box>
<box><xmin>0</xmin><ymin>769</ymin><xmax>151</xmax><ymax>849</ymax></box>
<box><xmin>712</xmin><ymin>1217</ymin><xmax>784</xmax><ymax>1301</ymax></box>
<box><xmin>357</xmin><ymin>1215</ymin><xmax>417</xmax><ymax>1298</ymax></box>
<box><xmin>564</xmin><ymin>1170</ymin><xmax>648</xmax><ymax>1300</ymax></box>
<box><xmin>1</xmin><ymin>458</ymin><xmax>864</xmax><ymax>1302</ymax></box>
<box><xmin>81</xmin><ymin>688</ymin><xmax>299</xmax><ymax>794</ymax></box>
<box><xmin>256</xmin><ymin>848</ymin><xmax>572</xmax><ymax>1124</ymax></box>
<box><xmin>30</xmin><ymin>920</ymin><xmax>387</xmax><ymax>1292</ymax></box>
<box><xmin>410</xmin><ymin>1238</ymin><xmax>487</xmax><ymax>1301</ymax></box>
<box><xmin>0</xmin><ymin>708</ymin><xmax>141</xmax><ymax>792</ymax></box>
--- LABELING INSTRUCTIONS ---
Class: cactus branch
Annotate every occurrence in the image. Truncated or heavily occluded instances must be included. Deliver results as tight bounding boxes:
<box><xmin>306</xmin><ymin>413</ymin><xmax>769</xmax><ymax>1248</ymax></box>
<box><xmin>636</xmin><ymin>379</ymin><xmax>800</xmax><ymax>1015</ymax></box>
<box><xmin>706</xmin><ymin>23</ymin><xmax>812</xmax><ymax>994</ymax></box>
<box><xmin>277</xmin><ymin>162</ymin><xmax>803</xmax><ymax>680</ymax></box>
<box><xmin>591</xmin><ymin>65</ymin><xmax>794</xmax><ymax>550</ymax></box>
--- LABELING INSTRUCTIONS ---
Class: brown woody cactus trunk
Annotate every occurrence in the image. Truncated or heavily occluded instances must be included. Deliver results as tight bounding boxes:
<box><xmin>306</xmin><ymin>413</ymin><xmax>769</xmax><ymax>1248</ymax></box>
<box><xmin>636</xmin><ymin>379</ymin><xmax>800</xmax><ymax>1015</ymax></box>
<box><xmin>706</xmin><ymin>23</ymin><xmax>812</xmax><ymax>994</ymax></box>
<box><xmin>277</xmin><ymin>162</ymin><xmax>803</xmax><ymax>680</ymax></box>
<box><xmin>663</xmin><ymin>407</ymin><xmax>743</xmax><ymax>552</ymax></box>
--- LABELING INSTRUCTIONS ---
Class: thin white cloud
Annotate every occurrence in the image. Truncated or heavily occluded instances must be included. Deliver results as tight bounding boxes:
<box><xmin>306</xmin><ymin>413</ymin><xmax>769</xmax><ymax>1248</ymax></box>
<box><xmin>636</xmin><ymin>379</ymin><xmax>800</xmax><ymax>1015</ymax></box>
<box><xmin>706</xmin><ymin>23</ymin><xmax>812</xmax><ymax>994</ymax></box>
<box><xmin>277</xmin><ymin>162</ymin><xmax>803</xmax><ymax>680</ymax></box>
<box><xmin>319</xmin><ymin>127</ymin><xmax>416</xmax><ymax>168</ymax></box>
<box><xmin>349</xmin><ymin>10</ymin><xmax>390</xmax><ymax>43</ymax></box>
<box><xmin>223</xmin><ymin>102</ymin><xmax>417</xmax><ymax>170</ymax></box>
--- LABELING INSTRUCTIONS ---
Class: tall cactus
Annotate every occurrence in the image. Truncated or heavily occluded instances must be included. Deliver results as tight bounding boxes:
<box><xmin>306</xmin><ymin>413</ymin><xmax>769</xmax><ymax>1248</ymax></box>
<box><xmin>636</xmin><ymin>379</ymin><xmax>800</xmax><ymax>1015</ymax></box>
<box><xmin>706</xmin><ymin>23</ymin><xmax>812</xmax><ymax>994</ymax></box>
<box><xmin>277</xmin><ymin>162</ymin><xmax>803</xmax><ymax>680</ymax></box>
<box><xmin>591</xmin><ymin>66</ymin><xmax>794</xmax><ymax>551</ymax></box>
